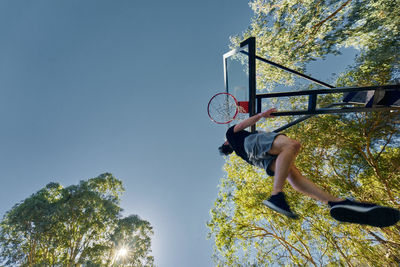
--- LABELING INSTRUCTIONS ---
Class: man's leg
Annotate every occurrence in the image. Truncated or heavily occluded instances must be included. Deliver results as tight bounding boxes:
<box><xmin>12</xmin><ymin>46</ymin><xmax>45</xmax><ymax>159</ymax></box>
<box><xmin>261</xmin><ymin>135</ymin><xmax>302</xmax><ymax>218</ymax></box>
<box><xmin>263</xmin><ymin>135</ymin><xmax>341</xmax><ymax>219</ymax></box>
<box><xmin>268</xmin><ymin>155</ymin><xmax>400</xmax><ymax>227</ymax></box>
<box><xmin>272</xmin><ymin>164</ymin><xmax>342</xmax><ymax>203</ymax></box>
<box><xmin>267</xmin><ymin>135</ymin><xmax>301</xmax><ymax>195</ymax></box>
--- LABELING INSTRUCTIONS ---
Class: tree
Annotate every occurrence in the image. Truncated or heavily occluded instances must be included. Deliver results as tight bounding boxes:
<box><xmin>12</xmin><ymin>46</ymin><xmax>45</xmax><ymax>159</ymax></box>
<box><xmin>104</xmin><ymin>215</ymin><xmax>154</xmax><ymax>266</ymax></box>
<box><xmin>208</xmin><ymin>0</ymin><xmax>400</xmax><ymax>265</ymax></box>
<box><xmin>229</xmin><ymin>0</ymin><xmax>399</xmax><ymax>90</ymax></box>
<box><xmin>0</xmin><ymin>173</ymin><xmax>154</xmax><ymax>267</ymax></box>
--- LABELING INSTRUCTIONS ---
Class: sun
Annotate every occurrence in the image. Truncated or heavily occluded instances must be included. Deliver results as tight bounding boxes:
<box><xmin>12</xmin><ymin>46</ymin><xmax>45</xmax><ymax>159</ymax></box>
<box><xmin>117</xmin><ymin>247</ymin><xmax>128</xmax><ymax>258</ymax></box>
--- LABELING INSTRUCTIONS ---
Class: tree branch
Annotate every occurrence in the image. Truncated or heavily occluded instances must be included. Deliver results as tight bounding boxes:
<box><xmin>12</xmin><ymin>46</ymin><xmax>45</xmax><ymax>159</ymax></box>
<box><xmin>296</xmin><ymin>0</ymin><xmax>352</xmax><ymax>50</ymax></box>
<box><xmin>367</xmin><ymin>230</ymin><xmax>400</xmax><ymax>248</ymax></box>
<box><xmin>311</xmin><ymin>0</ymin><xmax>352</xmax><ymax>33</ymax></box>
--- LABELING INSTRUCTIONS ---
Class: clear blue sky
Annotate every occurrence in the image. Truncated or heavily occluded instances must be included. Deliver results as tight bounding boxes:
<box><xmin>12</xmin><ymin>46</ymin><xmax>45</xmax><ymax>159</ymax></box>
<box><xmin>0</xmin><ymin>1</ymin><xmax>356</xmax><ymax>266</ymax></box>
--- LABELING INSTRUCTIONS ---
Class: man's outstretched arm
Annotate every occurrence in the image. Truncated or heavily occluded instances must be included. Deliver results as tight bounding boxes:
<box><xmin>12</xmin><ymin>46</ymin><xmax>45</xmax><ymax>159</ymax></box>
<box><xmin>233</xmin><ymin>108</ymin><xmax>277</xmax><ymax>132</ymax></box>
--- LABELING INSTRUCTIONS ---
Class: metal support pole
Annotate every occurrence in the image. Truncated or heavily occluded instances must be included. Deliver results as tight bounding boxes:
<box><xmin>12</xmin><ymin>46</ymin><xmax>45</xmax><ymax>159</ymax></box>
<box><xmin>240</xmin><ymin>37</ymin><xmax>257</xmax><ymax>132</ymax></box>
<box><xmin>257</xmin><ymin>97</ymin><xmax>262</xmax><ymax>114</ymax></box>
<box><xmin>254</xmin><ymin>84</ymin><xmax>400</xmax><ymax>117</ymax></box>
<box><xmin>240</xmin><ymin>51</ymin><xmax>334</xmax><ymax>89</ymax></box>
<box><xmin>308</xmin><ymin>93</ymin><xmax>317</xmax><ymax>112</ymax></box>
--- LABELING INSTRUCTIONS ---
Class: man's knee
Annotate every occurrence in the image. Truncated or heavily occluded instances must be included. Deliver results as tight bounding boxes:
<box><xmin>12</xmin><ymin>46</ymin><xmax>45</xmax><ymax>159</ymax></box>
<box><xmin>287</xmin><ymin>139</ymin><xmax>301</xmax><ymax>154</ymax></box>
<box><xmin>293</xmin><ymin>140</ymin><xmax>301</xmax><ymax>152</ymax></box>
<box><xmin>269</xmin><ymin>135</ymin><xmax>301</xmax><ymax>155</ymax></box>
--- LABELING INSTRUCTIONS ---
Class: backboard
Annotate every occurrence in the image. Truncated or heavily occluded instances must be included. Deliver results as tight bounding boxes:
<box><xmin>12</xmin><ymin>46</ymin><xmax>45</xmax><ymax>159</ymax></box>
<box><xmin>223</xmin><ymin>37</ymin><xmax>256</xmax><ymax>131</ymax></box>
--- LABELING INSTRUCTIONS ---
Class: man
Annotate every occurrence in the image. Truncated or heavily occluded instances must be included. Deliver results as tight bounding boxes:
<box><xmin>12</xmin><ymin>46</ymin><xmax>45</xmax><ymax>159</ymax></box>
<box><xmin>219</xmin><ymin>108</ymin><xmax>400</xmax><ymax>227</ymax></box>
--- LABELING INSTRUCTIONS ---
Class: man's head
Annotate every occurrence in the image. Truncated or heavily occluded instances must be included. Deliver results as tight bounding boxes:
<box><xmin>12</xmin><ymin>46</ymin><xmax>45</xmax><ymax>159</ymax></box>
<box><xmin>218</xmin><ymin>141</ymin><xmax>233</xmax><ymax>156</ymax></box>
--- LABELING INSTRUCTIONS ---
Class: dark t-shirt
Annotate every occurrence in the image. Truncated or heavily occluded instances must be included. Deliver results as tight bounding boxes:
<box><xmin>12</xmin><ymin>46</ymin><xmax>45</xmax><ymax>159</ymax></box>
<box><xmin>226</xmin><ymin>125</ymin><xmax>257</xmax><ymax>165</ymax></box>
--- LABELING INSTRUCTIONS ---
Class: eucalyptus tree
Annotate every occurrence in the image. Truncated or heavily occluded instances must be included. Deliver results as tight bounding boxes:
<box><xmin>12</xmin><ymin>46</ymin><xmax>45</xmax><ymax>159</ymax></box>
<box><xmin>0</xmin><ymin>173</ymin><xmax>154</xmax><ymax>267</ymax></box>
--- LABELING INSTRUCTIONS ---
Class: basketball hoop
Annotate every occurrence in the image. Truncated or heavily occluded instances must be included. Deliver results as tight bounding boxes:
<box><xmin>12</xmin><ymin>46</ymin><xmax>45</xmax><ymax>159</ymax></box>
<box><xmin>207</xmin><ymin>92</ymin><xmax>249</xmax><ymax>124</ymax></box>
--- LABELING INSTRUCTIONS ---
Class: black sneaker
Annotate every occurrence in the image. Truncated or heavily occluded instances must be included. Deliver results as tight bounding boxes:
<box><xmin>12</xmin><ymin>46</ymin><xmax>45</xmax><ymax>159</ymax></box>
<box><xmin>329</xmin><ymin>199</ymin><xmax>400</xmax><ymax>227</ymax></box>
<box><xmin>263</xmin><ymin>192</ymin><xmax>298</xmax><ymax>219</ymax></box>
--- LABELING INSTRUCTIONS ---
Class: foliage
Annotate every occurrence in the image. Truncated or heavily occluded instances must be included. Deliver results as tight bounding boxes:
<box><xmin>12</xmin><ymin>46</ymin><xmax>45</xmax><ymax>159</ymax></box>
<box><xmin>208</xmin><ymin>0</ymin><xmax>400</xmax><ymax>266</ymax></box>
<box><xmin>0</xmin><ymin>173</ymin><xmax>154</xmax><ymax>267</ymax></box>
<box><xmin>230</xmin><ymin>0</ymin><xmax>399</xmax><ymax>90</ymax></box>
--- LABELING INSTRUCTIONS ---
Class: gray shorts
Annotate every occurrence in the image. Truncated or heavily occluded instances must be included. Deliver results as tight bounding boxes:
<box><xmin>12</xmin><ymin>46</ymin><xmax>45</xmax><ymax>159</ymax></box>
<box><xmin>244</xmin><ymin>132</ymin><xmax>283</xmax><ymax>176</ymax></box>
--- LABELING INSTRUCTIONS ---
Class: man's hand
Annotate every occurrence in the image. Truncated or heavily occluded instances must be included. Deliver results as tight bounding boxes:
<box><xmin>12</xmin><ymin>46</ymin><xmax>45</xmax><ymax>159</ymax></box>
<box><xmin>259</xmin><ymin>108</ymin><xmax>277</xmax><ymax>119</ymax></box>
